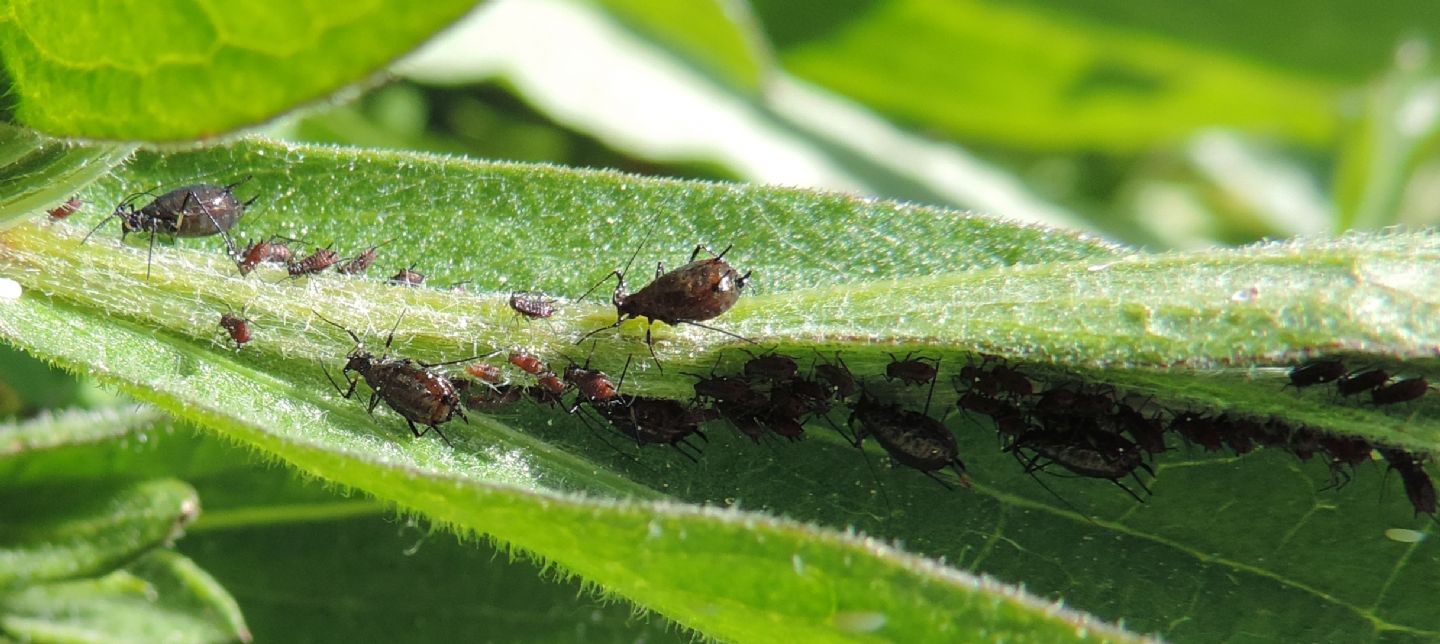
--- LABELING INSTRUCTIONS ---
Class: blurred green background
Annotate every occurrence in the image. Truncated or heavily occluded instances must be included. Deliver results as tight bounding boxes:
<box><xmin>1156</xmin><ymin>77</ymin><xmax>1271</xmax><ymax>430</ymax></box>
<box><xmin>6</xmin><ymin>0</ymin><xmax>1439</xmax><ymax>640</ymax></box>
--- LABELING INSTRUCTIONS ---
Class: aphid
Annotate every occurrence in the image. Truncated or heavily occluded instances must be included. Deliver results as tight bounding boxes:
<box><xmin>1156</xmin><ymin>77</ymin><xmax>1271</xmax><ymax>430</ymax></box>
<box><xmin>1110</xmin><ymin>401</ymin><xmax>1166</xmax><ymax>455</ymax></box>
<box><xmin>47</xmin><ymin>197</ymin><xmax>84</xmax><ymax>220</ymax></box>
<box><xmin>1031</xmin><ymin>388</ymin><xmax>1079</xmax><ymax>417</ymax></box>
<box><xmin>466</xmin><ymin>363</ymin><xmax>504</xmax><ymax>384</ymax></box>
<box><xmin>1372</xmin><ymin>377</ymin><xmax>1429</xmax><ymax>406</ymax></box>
<box><xmin>317</xmin><ymin>312</ymin><xmax>476</xmax><ymax>446</ymax></box>
<box><xmin>1011</xmin><ymin>428</ymin><xmax>1154</xmax><ymax>503</ymax></box>
<box><xmin>389</xmin><ymin>265</ymin><xmax>426</xmax><ymax>287</ymax></box>
<box><xmin>884</xmin><ymin>351</ymin><xmax>939</xmax><ymax>386</ymax></box>
<box><xmin>234</xmin><ymin>236</ymin><xmax>296</xmax><ymax>276</ymax></box>
<box><xmin>1318</xmin><ymin>434</ymin><xmax>1373</xmax><ymax>490</ymax></box>
<box><xmin>1286</xmin><ymin>359</ymin><xmax>1346</xmax><ymax>389</ymax></box>
<box><xmin>1336</xmin><ymin>368</ymin><xmax>1389</xmax><ymax>397</ymax></box>
<box><xmin>1213</xmin><ymin>414</ymin><xmax>1262</xmax><ymax>456</ymax></box>
<box><xmin>83</xmin><ymin>178</ymin><xmax>257</xmax><ymax>279</ymax></box>
<box><xmin>564</xmin><ymin>355</ymin><xmax>630</xmax><ymax>410</ymax></box>
<box><xmin>335</xmin><ymin>240</ymin><xmax>392</xmax><ymax>275</ymax></box>
<box><xmin>812</xmin><ymin>351</ymin><xmax>857</xmax><ymax>400</ymax></box>
<box><xmin>1383</xmin><ymin>449</ymin><xmax>1437</xmax><ymax>517</ymax></box>
<box><xmin>742</xmin><ymin>349</ymin><xmax>798</xmax><ymax>383</ymax></box>
<box><xmin>1170</xmin><ymin>411</ymin><xmax>1225</xmax><ymax>453</ymax></box>
<box><xmin>956</xmin><ymin>391</ymin><xmax>1028</xmax><ymax>440</ymax></box>
<box><xmin>593</xmin><ymin>395</ymin><xmax>714</xmax><ymax>461</ymax></box>
<box><xmin>508</xmin><ymin>351</ymin><xmax>548</xmax><ymax>377</ymax></box>
<box><xmin>848</xmin><ymin>362</ymin><xmax>967</xmax><ymax>489</ymax></box>
<box><xmin>288</xmin><ymin>245</ymin><xmax>340</xmax><ymax>277</ymax></box>
<box><xmin>988</xmin><ymin>363</ymin><xmax>1035</xmax><ymax>399</ymax></box>
<box><xmin>536</xmin><ymin>372</ymin><xmax>565</xmax><ymax>395</ymax></box>
<box><xmin>218</xmin><ymin>309</ymin><xmax>252</xmax><ymax>350</ymax></box>
<box><xmin>509</xmin><ymin>292</ymin><xmax>558</xmax><ymax>320</ymax></box>
<box><xmin>455</xmin><ymin>381</ymin><xmax>524</xmax><ymax>412</ymax></box>
<box><xmin>577</xmin><ymin>237</ymin><xmax>752</xmax><ymax>371</ymax></box>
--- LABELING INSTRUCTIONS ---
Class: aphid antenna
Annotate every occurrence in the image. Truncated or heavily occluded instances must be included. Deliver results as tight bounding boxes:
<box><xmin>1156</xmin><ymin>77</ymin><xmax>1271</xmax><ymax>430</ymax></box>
<box><xmin>312</xmin><ymin>310</ymin><xmax>364</xmax><ymax>348</ymax></box>
<box><xmin>614</xmin><ymin>354</ymin><xmax>633</xmax><ymax>394</ymax></box>
<box><xmin>578</xmin><ymin>227</ymin><xmax>656</xmax><ymax>302</ymax></box>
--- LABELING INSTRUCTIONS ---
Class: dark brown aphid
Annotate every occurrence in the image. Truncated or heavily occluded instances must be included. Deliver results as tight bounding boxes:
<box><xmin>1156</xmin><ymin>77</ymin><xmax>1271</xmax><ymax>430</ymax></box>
<box><xmin>1286</xmin><ymin>359</ymin><xmax>1346</xmax><ymax>389</ymax></box>
<box><xmin>1317</xmin><ymin>434</ymin><xmax>1373</xmax><ymax>490</ymax></box>
<box><xmin>1336</xmin><ymin>369</ymin><xmax>1389</xmax><ymax>397</ymax></box>
<box><xmin>47</xmin><ymin>197</ymin><xmax>84</xmax><ymax>220</ymax></box>
<box><xmin>84</xmin><ymin>178</ymin><xmax>257</xmax><ymax>279</ymax></box>
<box><xmin>1011</xmin><ymin>428</ymin><xmax>1153</xmax><ymax>503</ymax></box>
<box><xmin>848</xmin><ymin>365</ymin><xmax>967</xmax><ymax>489</ymax></box>
<box><xmin>234</xmin><ymin>236</ymin><xmax>296</xmax><ymax>276</ymax></box>
<box><xmin>335</xmin><ymin>241</ymin><xmax>392</xmax><ymax>275</ymax></box>
<box><xmin>1383</xmin><ymin>449</ymin><xmax>1437</xmax><ymax>517</ymax></box>
<box><xmin>849</xmin><ymin>393</ymin><xmax>967</xmax><ymax>488</ymax></box>
<box><xmin>288</xmin><ymin>245</ymin><xmax>340</xmax><ymax>277</ymax></box>
<box><xmin>577</xmin><ymin>240</ymin><xmax>752</xmax><ymax>371</ymax></box>
<box><xmin>988</xmin><ymin>363</ymin><xmax>1035</xmax><ymax>399</ymax></box>
<box><xmin>389</xmin><ymin>265</ymin><xmax>426</xmax><ymax>287</ymax></box>
<box><xmin>742</xmin><ymin>350</ymin><xmax>798</xmax><ymax>383</ymax></box>
<box><xmin>956</xmin><ymin>391</ymin><xmax>1028</xmax><ymax>439</ymax></box>
<box><xmin>1170</xmin><ymin>411</ymin><xmax>1224</xmax><ymax>453</ymax></box>
<box><xmin>1107</xmin><ymin>400</ymin><xmax>1167</xmax><ymax>455</ymax></box>
<box><xmin>466</xmin><ymin>363</ymin><xmax>504</xmax><ymax>384</ymax></box>
<box><xmin>508</xmin><ymin>351</ymin><xmax>548</xmax><ymax>377</ymax></box>
<box><xmin>884</xmin><ymin>351</ymin><xmax>939</xmax><ymax>386</ymax></box>
<box><xmin>593</xmin><ymin>395</ymin><xmax>714</xmax><ymax>462</ymax></box>
<box><xmin>317</xmin><ymin>313</ymin><xmax>477</xmax><ymax>446</ymax></box>
<box><xmin>1372</xmin><ymin>377</ymin><xmax>1429</xmax><ymax>406</ymax></box>
<box><xmin>509</xmin><ymin>292</ymin><xmax>558</xmax><ymax>320</ymax></box>
<box><xmin>218</xmin><ymin>310</ymin><xmax>252</xmax><ymax>350</ymax></box>
<box><xmin>812</xmin><ymin>351</ymin><xmax>857</xmax><ymax>400</ymax></box>
<box><xmin>1213</xmin><ymin>414</ymin><xmax>1263</xmax><ymax>456</ymax></box>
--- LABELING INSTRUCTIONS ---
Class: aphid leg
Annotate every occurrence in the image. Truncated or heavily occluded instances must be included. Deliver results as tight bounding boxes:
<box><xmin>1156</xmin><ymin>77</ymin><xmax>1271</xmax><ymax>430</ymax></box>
<box><xmin>680</xmin><ymin>321</ymin><xmax>757</xmax><ymax>345</ymax></box>
<box><xmin>321</xmin><ymin>364</ymin><xmax>359</xmax><ymax>399</ymax></box>
<box><xmin>643</xmin><ymin>324</ymin><xmax>663</xmax><ymax>374</ymax></box>
<box><xmin>145</xmin><ymin>228</ymin><xmax>158</xmax><ymax>281</ymax></box>
<box><xmin>921</xmin><ymin>470</ymin><xmax>955</xmax><ymax>491</ymax></box>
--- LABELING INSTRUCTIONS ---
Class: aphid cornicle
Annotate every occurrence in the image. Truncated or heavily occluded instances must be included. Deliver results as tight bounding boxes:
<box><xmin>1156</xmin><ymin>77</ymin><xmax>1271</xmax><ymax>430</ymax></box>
<box><xmin>83</xmin><ymin>178</ymin><xmax>257</xmax><ymax>279</ymax></box>
<box><xmin>317</xmin><ymin>312</ymin><xmax>479</xmax><ymax>446</ymax></box>
<box><xmin>577</xmin><ymin>239</ymin><xmax>752</xmax><ymax>371</ymax></box>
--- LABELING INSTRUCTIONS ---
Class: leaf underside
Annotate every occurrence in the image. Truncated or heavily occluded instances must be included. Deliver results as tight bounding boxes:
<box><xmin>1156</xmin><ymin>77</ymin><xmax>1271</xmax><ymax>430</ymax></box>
<box><xmin>2</xmin><ymin>137</ymin><xmax>1439</xmax><ymax>640</ymax></box>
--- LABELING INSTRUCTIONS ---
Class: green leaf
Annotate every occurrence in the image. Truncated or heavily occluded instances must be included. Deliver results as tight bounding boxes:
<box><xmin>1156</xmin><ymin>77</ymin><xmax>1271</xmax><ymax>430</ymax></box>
<box><xmin>0</xmin><ymin>405</ymin><xmax>165</xmax><ymax>460</ymax></box>
<box><xmin>0</xmin><ymin>123</ymin><xmax>134</xmax><ymax>230</ymax></box>
<box><xmin>0</xmin><ymin>550</ymin><xmax>250</xmax><ymax>644</ymax></box>
<box><xmin>0</xmin><ymin>477</ymin><xmax>198</xmax><ymax>588</ymax></box>
<box><xmin>5</xmin><ymin>137</ymin><xmax>1440</xmax><ymax>640</ymax></box>
<box><xmin>749</xmin><ymin>0</ymin><xmax>1341</xmax><ymax>151</ymax></box>
<box><xmin>0</xmin><ymin>1</ymin><xmax>480</xmax><ymax>140</ymax></box>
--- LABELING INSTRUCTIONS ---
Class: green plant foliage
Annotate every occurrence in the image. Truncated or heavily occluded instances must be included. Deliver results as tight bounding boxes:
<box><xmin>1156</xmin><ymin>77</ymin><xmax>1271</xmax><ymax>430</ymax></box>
<box><xmin>0</xmin><ymin>550</ymin><xmax>250</xmax><ymax>643</ymax></box>
<box><xmin>3</xmin><ymin>133</ymin><xmax>1440</xmax><ymax>639</ymax></box>
<box><xmin>0</xmin><ymin>0</ymin><xmax>480</xmax><ymax>140</ymax></box>
<box><xmin>0</xmin><ymin>475</ymin><xmax>198</xmax><ymax>588</ymax></box>
<box><xmin>747</xmin><ymin>0</ymin><xmax>1340</xmax><ymax>151</ymax></box>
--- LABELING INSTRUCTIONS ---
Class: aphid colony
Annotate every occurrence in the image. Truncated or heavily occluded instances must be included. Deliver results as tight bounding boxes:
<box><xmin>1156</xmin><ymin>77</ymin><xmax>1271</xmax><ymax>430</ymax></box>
<box><xmin>60</xmin><ymin>186</ymin><xmax>1438</xmax><ymax>520</ymax></box>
